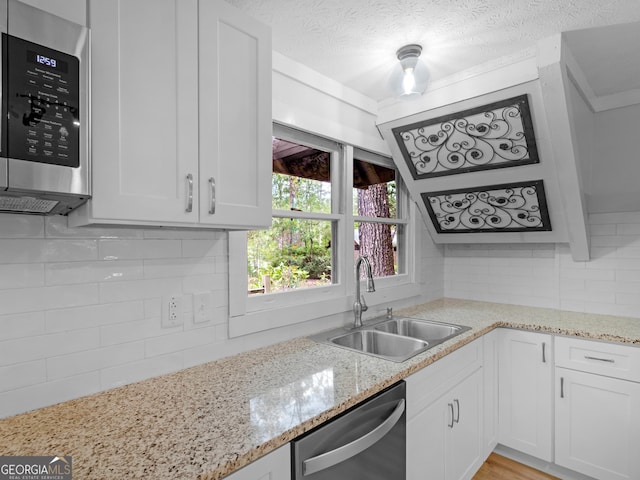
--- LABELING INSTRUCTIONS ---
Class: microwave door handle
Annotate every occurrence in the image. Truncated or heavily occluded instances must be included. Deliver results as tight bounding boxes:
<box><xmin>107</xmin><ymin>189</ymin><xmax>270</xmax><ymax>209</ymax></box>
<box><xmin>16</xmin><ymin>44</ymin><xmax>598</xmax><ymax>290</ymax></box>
<box><xmin>302</xmin><ymin>399</ymin><xmax>405</xmax><ymax>476</ymax></box>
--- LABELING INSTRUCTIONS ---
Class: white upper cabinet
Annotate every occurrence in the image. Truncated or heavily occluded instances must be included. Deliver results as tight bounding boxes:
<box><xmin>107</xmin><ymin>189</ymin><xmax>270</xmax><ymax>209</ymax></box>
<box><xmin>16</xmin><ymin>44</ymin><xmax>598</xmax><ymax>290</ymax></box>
<box><xmin>70</xmin><ymin>0</ymin><xmax>271</xmax><ymax>229</ymax></box>
<box><xmin>198</xmin><ymin>0</ymin><xmax>272</xmax><ymax>228</ymax></box>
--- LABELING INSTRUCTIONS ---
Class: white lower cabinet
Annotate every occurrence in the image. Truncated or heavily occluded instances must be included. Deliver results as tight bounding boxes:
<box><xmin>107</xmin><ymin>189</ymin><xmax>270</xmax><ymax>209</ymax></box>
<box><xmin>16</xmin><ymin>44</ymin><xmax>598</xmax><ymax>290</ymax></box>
<box><xmin>498</xmin><ymin>329</ymin><xmax>553</xmax><ymax>461</ymax></box>
<box><xmin>225</xmin><ymin>444</ymin><xmax>291</xmax><ymax>480</ymax></box>
<box><xmin>482</xmin><ymin>329</ymin><xmax>499</xmax><ymax>458</ymax></box>
<box><xmin>555</xmin><ymin>337</ymin><xmax>640</xmax><ymax>480</ymax></box>
<box><xmin>406</xmin><ymin>339</ymin><xmax>484</xmax><ymax>480</ymax></box>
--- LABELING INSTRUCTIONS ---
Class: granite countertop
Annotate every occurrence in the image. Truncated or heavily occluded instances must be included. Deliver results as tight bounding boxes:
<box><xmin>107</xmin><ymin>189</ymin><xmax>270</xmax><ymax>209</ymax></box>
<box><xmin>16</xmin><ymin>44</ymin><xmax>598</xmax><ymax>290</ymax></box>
<box><xmin>1</xmin><ymin>298</ymin><xmax>639</xmax><ymax>479</ymax></box>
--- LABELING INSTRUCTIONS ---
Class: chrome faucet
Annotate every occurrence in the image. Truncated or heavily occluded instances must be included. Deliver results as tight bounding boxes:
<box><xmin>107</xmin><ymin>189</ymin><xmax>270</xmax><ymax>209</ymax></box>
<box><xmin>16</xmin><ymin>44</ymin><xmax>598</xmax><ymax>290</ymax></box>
<box><xmin>353</xmin><ymin>255</ymin><xmax>375</xmax><ymax>328</ymax></box>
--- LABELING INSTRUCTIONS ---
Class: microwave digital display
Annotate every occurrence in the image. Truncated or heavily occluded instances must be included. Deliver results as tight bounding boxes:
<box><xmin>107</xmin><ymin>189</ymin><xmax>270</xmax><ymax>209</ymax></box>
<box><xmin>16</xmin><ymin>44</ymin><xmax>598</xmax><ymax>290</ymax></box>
<box><xmin>27</xmin><ymin>50</ymin><xmax>69</xmax><ymax>73</ymax></box>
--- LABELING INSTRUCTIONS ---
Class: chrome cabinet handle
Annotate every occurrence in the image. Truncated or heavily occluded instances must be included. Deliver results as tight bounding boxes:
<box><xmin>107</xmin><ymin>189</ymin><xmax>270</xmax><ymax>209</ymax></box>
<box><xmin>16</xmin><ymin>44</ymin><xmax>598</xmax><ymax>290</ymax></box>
<box><xmin>302</xmin><ymin>399</ymin><xmax>405</xmax><ymax>476</ymax></box>
<box><xmin>454</xmin><ymin>398</ymin><xmax>460</xmax><ymax>424</ymax></box>
<box><xmin>560</xmin><ymin>377</ymin><xmax>565</xmax><ymax>398</ymax></box>
<box><xmin>584</xmin><ymin>355</ymin><xmax>615</xmax><ymax>363</ymax></box>
<box><xmin>542</xmin><ymin>342</ymin><xmax>546</xmax><ymax>363</ymax></box>
<box><xmin>208</xmin><ymin>177</ymin><xmax>216</xmax><ymax>214</ymax></box>
<box><xmin>185</xmin><ymin>174</ymin><xmax>193</xmax><ymax>213</ymax></box>
<box><xmin>448</xmin><ymin>403</ymin><xmax>455</xmax><ymax>428</ymax></box>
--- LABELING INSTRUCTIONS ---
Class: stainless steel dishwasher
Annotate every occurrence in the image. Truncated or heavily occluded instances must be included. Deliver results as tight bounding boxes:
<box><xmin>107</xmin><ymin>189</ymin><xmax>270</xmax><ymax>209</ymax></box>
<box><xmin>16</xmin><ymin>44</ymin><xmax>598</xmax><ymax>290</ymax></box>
<box><xmin>292</xmin><ymin>381</ymin><xmax>406</xmax><ymax>479</ymax></box>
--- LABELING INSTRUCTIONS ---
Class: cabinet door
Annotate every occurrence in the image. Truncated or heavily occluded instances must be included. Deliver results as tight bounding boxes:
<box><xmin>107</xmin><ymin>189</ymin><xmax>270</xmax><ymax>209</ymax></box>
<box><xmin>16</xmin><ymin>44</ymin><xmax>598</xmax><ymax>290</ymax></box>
<box><xmin>447</xmin><ymin>369</ymin><xmax>483</xmax><ymax>480</ymax></box>
<box><xmin>407</xmin><ymin>369</ymin><xmax>483</xmax><ymax>480</ymax></box>
<box><xmin>86</xmin><ymin>0</ymin><xmax>199</xmax><ymax>224</ymax></box>
<box><xmin>498</xmin><ymin>329</ymin><xmax>553</xmax><ymax>461</ymax></box>
<box><xmin>225</xmin><ymin>444</ymin><xmax>291</xmax><ymax>480</ymax></box>
<box><xmin>198</xmin><ymin>0</ymin><xmax>272</xmax><ymax>229</ymax></box>
<box><xmin>407</xmin><ymin>388</ymin><xmax>446</xmax><ymax>480</ymax></box>
<box><xmin>556</xmin><ymin>368</ymin><xmax>640</xmax><ymax>480</ymax></box>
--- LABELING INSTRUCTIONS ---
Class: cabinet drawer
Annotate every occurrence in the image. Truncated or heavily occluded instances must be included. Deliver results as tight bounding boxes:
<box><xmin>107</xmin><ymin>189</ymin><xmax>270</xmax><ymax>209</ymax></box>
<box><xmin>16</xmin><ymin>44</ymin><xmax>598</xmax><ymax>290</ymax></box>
<box><xmin>555</xmin><ymin>336</ymin><xmax>640</xmax><ymax>383</ymax></box>
<box><xmin>406</xmin><ymin>338</ymin><xmax>482</xmax><ymax>418</ymax></box>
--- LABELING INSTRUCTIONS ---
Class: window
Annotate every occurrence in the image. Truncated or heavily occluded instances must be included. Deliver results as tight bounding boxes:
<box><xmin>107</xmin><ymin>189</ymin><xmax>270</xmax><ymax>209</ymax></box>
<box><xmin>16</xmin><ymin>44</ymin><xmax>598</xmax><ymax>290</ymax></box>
<box><xmin>228</xmin><ymin>124</ymin><xmax>418</xmax><ymax>337</ymax></box>
<box><xmin>352</xmin><ymin>151</ymin><xmax>405</xmax><ymax>279</ymax></box>
<box><xmin>247</xmin><ymin>126</ymin><xmax>340</xmax><ymax>295</ymax></box>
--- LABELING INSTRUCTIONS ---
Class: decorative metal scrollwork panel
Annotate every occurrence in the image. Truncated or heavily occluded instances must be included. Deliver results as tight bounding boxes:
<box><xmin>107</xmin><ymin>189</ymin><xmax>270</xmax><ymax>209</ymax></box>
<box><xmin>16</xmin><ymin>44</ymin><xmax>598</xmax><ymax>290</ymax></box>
<box><xmin>422</xmin><ymin>180</ymin><xmax>551</xmax><ymax>233</ymax></box>
<box><xmin>392</xmin><ymin>95</ymin><xmax>539</xmax><ymax>179</ymax></box>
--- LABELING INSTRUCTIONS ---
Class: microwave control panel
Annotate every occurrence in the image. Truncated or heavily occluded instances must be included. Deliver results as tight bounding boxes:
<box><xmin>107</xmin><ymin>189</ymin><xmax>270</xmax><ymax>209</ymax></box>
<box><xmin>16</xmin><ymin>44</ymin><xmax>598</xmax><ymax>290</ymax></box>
<box><xmin>3</xmin><ymin>34</ymin><xmax>81</xmax><ymax>167</ymax></box>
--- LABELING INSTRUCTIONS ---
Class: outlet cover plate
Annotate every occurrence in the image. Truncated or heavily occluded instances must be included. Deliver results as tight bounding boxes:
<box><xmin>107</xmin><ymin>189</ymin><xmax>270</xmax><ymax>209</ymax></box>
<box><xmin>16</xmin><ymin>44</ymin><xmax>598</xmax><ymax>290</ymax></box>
<box><xmin>162</xmin><ymin>295</ymin><xmax>183</xmax><ymax>328</ymax></box>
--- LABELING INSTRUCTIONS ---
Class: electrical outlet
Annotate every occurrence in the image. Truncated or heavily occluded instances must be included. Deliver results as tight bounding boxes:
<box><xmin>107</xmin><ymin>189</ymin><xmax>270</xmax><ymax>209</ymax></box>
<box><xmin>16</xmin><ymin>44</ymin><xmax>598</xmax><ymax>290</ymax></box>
<box><xmin>193</xmin><ymin>292</ymin><xmax>213</xmax><ymax>324</ymax></box>
<box><xmin>162</xmin><ymin>295</ymin><xmax>183</xmax><ymax>328</ymax></box>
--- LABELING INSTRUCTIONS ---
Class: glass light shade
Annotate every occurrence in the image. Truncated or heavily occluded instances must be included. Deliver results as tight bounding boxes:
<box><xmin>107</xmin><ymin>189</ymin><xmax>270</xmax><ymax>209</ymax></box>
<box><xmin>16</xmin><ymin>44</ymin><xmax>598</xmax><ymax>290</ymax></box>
<box><xmin>389</xmin><ymin>59</ymin><xmax>429</xmax><ymax>99</ymax></box>
<box><xmin>389</xmin><ymin>44</ymin><xmax>429</xmax><ymax>99</ymax></box>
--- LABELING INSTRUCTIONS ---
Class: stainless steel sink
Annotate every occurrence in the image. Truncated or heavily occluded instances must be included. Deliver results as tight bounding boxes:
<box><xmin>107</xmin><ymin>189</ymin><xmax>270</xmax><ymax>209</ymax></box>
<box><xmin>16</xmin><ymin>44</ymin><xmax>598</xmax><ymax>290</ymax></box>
<box><xmin>374</xmin><ymin>317</ymin><xmax>471</xmax><ymax>344</ymax></box>
<box><xmin>329</xmin><ymin>329</ymin><xmax>429</xmax><ymax>362</ymax></box>
<box><xmin>309</xmin><ymin>315</ymin><xmax>471</xmax><ymax>362</ymax></box>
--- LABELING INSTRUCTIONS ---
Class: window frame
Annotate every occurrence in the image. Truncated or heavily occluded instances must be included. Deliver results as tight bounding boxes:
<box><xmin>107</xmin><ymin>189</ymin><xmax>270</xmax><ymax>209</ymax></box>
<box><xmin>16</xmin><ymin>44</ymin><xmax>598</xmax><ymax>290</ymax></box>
<box><xmin>228</xmin><ymin>124</ymin><xmax>421</xmax><ymax>338</ymax></box>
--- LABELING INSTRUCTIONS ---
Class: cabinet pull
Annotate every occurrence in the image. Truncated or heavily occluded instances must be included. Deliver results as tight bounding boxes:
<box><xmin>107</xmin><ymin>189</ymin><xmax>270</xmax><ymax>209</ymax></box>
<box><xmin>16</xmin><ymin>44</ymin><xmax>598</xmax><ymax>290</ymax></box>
<box><xmin>448</xmin><ymin>403</ymin><xmax>454</xmax><ymax>428</ymax></box>
<box><xmin>185</xmin><ymin>174</ymin><xmax>193</xmax><ymax>213</ymax></box>
<box><xmin>542</xmin><ymin>342</ymin><xmax>546</xmax><ymax>363</ymax></box>
<box><xmin>560</xmin><ymin>377</ymin><xmax>564</xmax><ymax>398</ymax></box>
<box><xmin>584</xmin><ymin>355</ymin><xmax>615</xmax><ymax>363</ymax></box>
<box><xmin>208</xmin><ymin>177</ymin><xmax>216</xmax><ymax>214</ymax></box>
<box><xmin>454</xmin><ymin>398</ymin><xmax>460</xmax><ymax>424</ymax></box>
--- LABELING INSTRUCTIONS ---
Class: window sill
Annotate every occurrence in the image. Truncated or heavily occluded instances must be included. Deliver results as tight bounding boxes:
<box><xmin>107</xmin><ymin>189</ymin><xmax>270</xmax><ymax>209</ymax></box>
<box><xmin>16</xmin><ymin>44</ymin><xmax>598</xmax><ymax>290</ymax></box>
<box><xmin>228</xmin><ymin>281</ymin><xmax>423</xmax><ymax>338</ymax></box>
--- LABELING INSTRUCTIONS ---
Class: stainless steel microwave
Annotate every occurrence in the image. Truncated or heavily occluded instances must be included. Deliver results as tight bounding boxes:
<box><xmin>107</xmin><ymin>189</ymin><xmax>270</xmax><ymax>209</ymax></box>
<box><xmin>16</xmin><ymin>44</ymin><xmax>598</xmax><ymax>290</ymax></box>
<box><xmin>0</xmin><ymin>0</ymin><xmax>89</xmax><ymax>215</ymax></box>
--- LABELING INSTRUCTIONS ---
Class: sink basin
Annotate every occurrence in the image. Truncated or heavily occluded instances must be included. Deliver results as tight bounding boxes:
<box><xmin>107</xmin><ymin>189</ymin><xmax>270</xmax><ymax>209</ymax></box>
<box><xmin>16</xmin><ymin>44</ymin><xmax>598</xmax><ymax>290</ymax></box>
<box><xmin>328</xmin><ymin>330</ymin><xmax>429</xmax><ymax>362</ymax></box>
<box><xmin>309</xmin><ymin>316</ymin><xmax>471</xmax><ymax>362</ymax></box>
<box><xmin>374</xmin><ymin>317</ymin><xmax>471</xmax><ymax>344</ymax></box>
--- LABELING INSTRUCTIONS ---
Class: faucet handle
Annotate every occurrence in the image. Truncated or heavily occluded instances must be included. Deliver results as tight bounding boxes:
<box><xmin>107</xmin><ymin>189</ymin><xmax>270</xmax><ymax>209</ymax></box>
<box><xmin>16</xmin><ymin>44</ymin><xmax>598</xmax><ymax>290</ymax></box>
<box><xmin>360</xmin><ymin>295</ymin><xmax>368</xmax><ymax>312</ymax></box>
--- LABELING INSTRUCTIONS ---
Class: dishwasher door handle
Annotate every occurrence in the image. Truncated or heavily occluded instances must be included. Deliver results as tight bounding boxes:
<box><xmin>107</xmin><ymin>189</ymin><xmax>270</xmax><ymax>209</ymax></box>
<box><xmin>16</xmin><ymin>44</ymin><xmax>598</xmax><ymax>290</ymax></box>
<box><xmin>302</xmin><ymin>398</ymin><xmax>405</xmax><ymax>476</ymax></box>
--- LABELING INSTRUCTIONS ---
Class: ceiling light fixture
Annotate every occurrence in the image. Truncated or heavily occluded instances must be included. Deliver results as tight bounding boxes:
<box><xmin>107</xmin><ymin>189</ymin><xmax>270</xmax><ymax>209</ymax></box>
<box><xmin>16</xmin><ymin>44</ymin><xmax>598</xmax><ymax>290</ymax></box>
<box><xmin>391</xmin><ymin>44</ymin><xmax>429</xmax><ymax>99</ymax></box>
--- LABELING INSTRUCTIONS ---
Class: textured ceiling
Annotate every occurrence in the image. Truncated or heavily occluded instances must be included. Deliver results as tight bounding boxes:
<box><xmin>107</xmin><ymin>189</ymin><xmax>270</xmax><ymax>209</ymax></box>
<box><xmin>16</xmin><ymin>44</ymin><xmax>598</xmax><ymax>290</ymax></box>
<box><xmin>225</xmin><ymin>0</ymin><xmax>640</xmax><ymax>102</ymax></box>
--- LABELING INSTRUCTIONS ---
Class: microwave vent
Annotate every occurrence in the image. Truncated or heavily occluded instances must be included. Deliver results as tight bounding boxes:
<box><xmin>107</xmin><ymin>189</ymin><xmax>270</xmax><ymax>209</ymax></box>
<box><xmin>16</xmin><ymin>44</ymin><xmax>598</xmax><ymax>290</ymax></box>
<box><xmin>0</xmin><ymin>195</ymin><xmax>59</xmax><ymax>213</ymax></box>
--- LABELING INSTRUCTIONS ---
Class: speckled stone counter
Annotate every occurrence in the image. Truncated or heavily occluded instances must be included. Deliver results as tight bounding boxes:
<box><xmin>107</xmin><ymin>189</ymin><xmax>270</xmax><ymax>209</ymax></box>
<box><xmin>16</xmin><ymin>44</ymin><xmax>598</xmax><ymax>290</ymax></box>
<box><xmin>1</xmin><ymin>299</ymin><xmax>639</xmax><ymax>479</ymax></box>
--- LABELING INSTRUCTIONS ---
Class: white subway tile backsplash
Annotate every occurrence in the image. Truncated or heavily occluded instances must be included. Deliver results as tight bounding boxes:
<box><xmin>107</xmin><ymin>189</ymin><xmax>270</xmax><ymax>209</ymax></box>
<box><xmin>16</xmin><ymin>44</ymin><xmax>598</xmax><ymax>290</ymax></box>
<box><xmin>98</xmin><ymin>239</ymin><xmax>181</xmax><ymax>260</ymax></box>
<box><xmin>0</xmin><ymin>263</ymin><xmax>44</xmax><ymax>289</ymax></box>
<box><xmin>100</xmin><ymin>317</ymin><xmax>169</xmax><ymax>347</ymax></box>
<box><xmin>182</xmin><ymin>273</ymin><xmax>226</xmax><ymax>293</ymax></box>
<box><xmin>144</xmin><ymin>327</ymin><xmax>216</xmax><ymax>357</ymax></box>
<box><xmin>182</xmin><ymin>239</ymin><xmax>224</xmax><ymax>257</ymax></box>
<box><xmin>0</xmin><ymin>372</ymin><xmax>101</xmax><ymax>418</ymax></box>
<box><xmin>98</xmin><ymin>277</ymin><xmax>182</xmax><ymax>303</ymax></box>
<box><xmin>0</xmin><ymin>312</ymin><xmax>45</xmax><ymax>341</ymax></box>
<box><xmin>100</xmin><ymin>352</ymin><xmax>183</xmax><ymax>390</ymax></box>
<box><xmin>0</xmin><ymin>328</ymin><xmax>100</xmax><ymax>366</ymax></box>
<box><xmin>45</xmin><ymin>301</ymin><xmax>145</xmax><ymax>332</ymax></box>
<box><xmin>46</xmin><ymin>341</ymin><xmax>144</xmax><ymax>380</ymax></box>
<box><xmin>0</xmin><ymin>360</ymin><xmax>46</xmax><ymax>392</ymax></box>
<box><xmin>0</xmin><ymin>215</ymin><xmax>44</xmax><ymax>238</ymax></box>
<box><xmin>45</xmin><ymin>260</ymin><xmax>144</xmax><ymax>285</ymax></box>
<box><xmin>143</xmin><ymin>257</ymin><xmax>216</xmax><ymax>279</ymax></box>
<box><xmin>0</xmin><ymin>284</ymin><xmax>99</xmax><ymax>315</ymax></box>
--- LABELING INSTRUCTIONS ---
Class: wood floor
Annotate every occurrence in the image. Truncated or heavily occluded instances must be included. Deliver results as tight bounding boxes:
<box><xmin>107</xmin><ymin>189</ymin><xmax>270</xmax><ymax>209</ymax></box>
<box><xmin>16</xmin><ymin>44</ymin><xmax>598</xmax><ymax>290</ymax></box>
<box><xmin>473</xmin><ymin>453</ymin><xmax>560</xmax><ymax>480</ymax></box>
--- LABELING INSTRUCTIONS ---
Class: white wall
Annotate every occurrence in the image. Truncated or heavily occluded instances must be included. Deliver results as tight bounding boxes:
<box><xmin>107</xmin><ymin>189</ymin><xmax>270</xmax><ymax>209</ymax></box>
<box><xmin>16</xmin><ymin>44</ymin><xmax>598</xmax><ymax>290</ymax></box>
<box><xmin>0</xmin><ymin>213</ymin><xmax>441</xmax><ymax>418</ymax></box>
<box><xmin>446</xmin><ymin>211</ymin><xmax>640</xmax><ymax>319</ymax></box>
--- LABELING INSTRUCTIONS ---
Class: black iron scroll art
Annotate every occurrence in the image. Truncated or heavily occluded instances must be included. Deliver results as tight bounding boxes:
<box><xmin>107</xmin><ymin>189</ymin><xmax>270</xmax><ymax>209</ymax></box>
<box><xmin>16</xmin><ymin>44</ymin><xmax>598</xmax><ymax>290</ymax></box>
<box><xmin>422</xmin><ymin>180</ymin><xmax>552</xmax><ymax>233</ymax></box>
<box><xmin>392</xmin><ymin>95</ymin><xmax>539</xmax><ymax>179</ymax></box>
